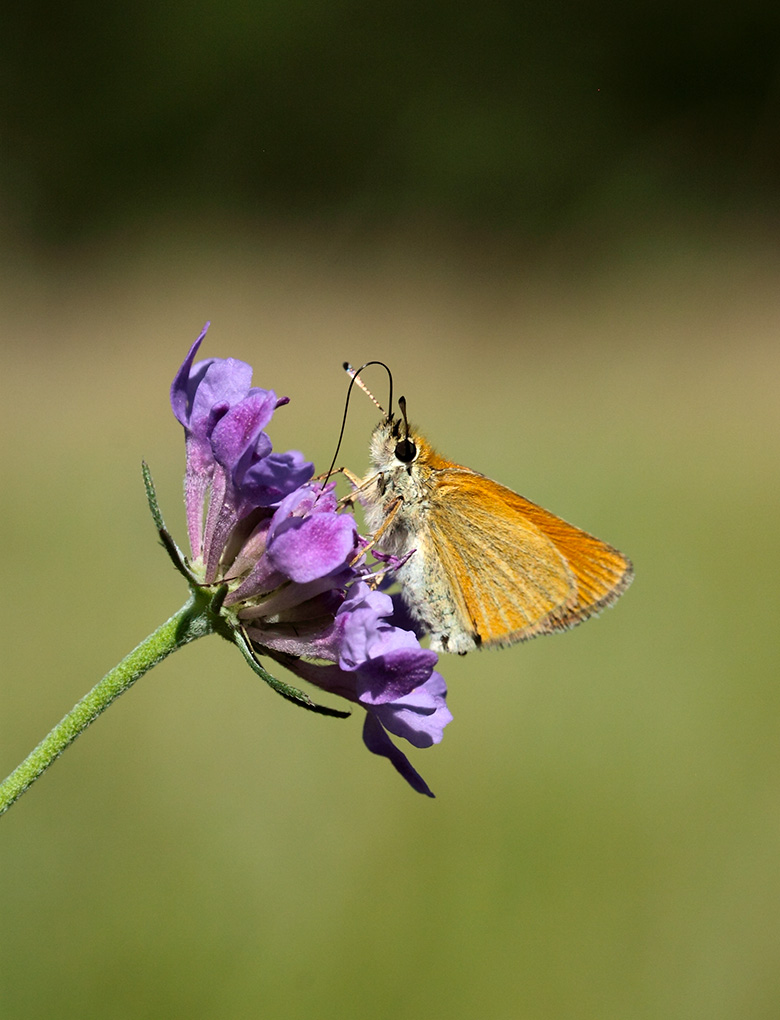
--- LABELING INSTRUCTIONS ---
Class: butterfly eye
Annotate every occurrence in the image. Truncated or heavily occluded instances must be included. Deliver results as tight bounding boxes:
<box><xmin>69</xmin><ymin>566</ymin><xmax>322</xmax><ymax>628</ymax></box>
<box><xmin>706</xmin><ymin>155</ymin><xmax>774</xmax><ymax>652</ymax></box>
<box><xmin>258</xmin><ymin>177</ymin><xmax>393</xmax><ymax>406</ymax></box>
<box><xmin>394</xmin><ymin>439</ymin><xmax>417</xmax><ymax>463</ymax></box>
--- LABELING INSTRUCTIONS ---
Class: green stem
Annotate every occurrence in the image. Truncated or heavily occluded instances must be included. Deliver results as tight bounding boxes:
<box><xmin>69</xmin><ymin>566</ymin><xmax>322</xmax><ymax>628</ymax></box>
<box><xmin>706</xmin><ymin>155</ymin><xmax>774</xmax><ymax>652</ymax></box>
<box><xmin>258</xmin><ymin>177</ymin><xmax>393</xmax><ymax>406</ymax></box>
<box><xmin>0</xmin><ymin>594</ymin><xmax>215</xmax><ymax>818</ymax></box>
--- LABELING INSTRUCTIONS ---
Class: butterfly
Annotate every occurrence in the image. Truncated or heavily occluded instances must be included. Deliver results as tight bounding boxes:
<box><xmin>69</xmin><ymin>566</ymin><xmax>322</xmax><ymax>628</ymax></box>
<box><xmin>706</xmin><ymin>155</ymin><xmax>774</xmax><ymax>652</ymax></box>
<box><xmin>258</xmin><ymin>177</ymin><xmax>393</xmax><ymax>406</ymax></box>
<box><xmin>346</xmin><ymin>366</ymin><xmax>633</xmax><ymax>654</ymax></box>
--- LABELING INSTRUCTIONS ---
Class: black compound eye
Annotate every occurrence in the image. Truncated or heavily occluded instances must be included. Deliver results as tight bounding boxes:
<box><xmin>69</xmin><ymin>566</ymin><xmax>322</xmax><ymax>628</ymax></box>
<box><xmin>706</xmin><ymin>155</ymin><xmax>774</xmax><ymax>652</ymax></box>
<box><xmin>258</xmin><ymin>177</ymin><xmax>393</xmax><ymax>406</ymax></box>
<box><xmin>394</xmin><ymin>439</ymin><xmax>417</xmax><ymax>463</ymax></box>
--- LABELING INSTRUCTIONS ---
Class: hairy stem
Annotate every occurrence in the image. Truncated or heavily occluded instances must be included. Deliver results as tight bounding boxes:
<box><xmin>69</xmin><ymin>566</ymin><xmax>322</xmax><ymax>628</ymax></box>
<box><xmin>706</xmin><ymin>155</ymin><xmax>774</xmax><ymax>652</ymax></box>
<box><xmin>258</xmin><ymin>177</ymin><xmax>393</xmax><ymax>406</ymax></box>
<box><xmin>0</xmin><ymin>595</ymin><xmax>214</xmax><ymax>818</ymax></box>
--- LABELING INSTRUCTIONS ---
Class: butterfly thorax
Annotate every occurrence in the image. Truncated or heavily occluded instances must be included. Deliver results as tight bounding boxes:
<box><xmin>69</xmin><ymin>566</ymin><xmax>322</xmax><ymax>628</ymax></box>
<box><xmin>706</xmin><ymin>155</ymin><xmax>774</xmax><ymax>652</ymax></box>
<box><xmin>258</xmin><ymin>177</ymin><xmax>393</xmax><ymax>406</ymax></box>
<box><xmin>359</xmin><ymin>418</ymin><xmax>481</xmax><ymax>652</ymax></box>
<box><xmin>362</xmin><ymin>419</ymin><xmax>436</xmax><ymax>552</ymax></box>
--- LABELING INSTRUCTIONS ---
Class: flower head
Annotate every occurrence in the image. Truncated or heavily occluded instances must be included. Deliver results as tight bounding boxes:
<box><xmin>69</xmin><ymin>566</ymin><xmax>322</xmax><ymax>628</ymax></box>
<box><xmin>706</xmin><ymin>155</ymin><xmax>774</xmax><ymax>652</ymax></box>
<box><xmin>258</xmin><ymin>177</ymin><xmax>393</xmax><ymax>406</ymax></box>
<box><xmin>168</xmin><ymin>325</ymin><xmax>452</xmax><ymax>796</ymax></box>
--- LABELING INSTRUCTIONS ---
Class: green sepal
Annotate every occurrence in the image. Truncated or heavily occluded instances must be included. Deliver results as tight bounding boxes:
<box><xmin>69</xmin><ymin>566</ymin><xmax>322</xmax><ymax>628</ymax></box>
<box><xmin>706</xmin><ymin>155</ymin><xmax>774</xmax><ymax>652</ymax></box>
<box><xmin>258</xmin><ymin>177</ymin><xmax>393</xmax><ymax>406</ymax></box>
<box><xmin>142</xmin><ymin>461</ymin><xmax>194</xmax><ymax>583</ymax></box>
<box><xmin>232</xmin><ymin>627</ymin><xmax>350</xmax><ymax>719</ymax></box>
<box><xmin>208</xmin><ymin>583</ymin><xmax>228</xmax><ymax>618</ymax></box>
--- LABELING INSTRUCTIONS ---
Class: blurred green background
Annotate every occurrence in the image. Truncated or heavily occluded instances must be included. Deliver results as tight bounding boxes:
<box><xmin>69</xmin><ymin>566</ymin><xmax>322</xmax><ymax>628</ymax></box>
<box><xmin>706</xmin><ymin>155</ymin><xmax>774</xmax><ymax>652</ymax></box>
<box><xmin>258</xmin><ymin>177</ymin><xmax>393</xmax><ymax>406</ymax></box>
<box><xmin>2</xmin><ymin>3</ymin><xmax>780</xmax><ymax>1018</ymax></box>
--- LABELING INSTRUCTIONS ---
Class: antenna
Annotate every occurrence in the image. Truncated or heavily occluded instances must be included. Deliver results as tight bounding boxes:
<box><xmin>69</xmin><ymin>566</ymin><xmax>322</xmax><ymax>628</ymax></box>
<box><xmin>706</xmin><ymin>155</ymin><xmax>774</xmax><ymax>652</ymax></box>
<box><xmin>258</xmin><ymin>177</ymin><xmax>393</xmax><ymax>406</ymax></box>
<box><xmin>318</xmin><ymin>361</ymin><xmax>395</xmax><ymax>495</ymax></box>
<box><xmin>342</xmin><ymin>361</ymin><xmax>393</xmax><ymax>418</ymax></box>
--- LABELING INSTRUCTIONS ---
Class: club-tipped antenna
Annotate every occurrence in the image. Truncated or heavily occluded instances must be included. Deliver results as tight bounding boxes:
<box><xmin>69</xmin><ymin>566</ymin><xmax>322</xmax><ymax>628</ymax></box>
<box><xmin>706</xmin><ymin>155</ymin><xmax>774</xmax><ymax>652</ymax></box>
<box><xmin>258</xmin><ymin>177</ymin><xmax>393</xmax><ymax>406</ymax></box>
<box><xmin>318</xmin><ymin>361</ymin><xmax>395</xmax><ymax>496</ymax></box>
<box><xmin>343</xmin><ymin>361</ymin><xmax>392</xmax><ymax>415</ymax></box>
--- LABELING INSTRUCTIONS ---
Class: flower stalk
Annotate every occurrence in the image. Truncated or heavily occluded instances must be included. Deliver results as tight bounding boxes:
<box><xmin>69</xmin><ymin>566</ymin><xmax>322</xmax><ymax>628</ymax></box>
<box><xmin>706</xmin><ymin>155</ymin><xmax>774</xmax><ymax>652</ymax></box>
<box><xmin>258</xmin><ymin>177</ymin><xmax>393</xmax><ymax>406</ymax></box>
<box><xmin>0</xmin><ymin>594</ymin><xmax>217</xmax><ymax>817</ymax></box>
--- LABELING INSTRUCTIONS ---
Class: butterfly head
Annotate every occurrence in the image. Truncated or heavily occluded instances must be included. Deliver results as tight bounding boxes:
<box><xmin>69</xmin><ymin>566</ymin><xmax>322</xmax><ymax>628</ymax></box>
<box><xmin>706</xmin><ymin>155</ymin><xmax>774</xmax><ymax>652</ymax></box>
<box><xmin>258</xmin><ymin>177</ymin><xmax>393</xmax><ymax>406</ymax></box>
<box><xmin>370</xmin><ymin>395</ymin><xmax>428</xmax><ymax>474</ymax></box>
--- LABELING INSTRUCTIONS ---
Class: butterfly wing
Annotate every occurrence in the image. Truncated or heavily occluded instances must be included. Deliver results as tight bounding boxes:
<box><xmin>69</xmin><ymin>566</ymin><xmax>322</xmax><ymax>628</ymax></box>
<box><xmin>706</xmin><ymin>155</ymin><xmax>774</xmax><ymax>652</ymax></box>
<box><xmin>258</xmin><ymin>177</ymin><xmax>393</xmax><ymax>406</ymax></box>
<box><xmin>426</xmin><ymin>469</ymin><xmax>633</xmax><ymax>647</ymax></box>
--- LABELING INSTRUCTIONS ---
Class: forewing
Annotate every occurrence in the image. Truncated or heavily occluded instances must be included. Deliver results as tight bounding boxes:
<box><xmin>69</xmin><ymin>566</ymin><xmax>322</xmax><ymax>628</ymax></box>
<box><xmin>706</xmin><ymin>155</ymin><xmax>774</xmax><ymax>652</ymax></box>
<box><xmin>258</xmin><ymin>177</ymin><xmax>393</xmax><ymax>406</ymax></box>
<box><xmin>426</xmin><ymin>471</ymin><xmax>574</xmax><ymax>645</ymax></box>
<box><xmin>427</xmin><ymin>470</ymin><xmax>632</xmax><ymax>646</ymax></box>
<box><xmin>504</xmin><ymin>484</ymin><xmax>633</xmax><ymax>629</ymax></box>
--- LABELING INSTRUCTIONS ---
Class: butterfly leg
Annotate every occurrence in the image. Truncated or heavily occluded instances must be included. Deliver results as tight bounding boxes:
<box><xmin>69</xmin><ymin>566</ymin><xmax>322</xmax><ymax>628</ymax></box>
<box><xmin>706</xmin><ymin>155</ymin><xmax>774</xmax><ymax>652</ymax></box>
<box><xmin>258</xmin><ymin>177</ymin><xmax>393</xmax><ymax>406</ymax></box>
<box><xmin>313</xmin><ymin>465</ymin><xmax>377</xmax><ymax>509</ymax></box>
<box><xmin>337</xmin><ymin>467</ymin><xmax>366</xmax><ymax>508</ymax></box>
<box><xmin>313</xmin><ymin>465</ymin><xmax>363</xmax><ymax>487</ymax></box>
<box><xmin>350</xmin><ymin>496</ymin><xmax>403</xmax><ymax>565</ymax></box>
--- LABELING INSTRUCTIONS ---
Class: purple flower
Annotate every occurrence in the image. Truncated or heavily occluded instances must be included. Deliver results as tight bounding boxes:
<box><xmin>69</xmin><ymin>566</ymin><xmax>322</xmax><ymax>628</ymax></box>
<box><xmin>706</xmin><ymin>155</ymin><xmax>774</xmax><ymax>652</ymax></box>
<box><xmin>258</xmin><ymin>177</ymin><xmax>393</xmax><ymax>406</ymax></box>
<box><xmin>169</xmin><ymin>326</ymin><xmax>452</xmax><ymax>796</ymax></box>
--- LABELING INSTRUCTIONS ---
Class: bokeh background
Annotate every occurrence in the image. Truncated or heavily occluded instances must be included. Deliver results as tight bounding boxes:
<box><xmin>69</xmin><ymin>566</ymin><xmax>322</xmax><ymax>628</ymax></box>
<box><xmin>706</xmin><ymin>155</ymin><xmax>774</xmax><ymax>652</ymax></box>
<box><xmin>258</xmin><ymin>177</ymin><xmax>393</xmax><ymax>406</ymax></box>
<box><xmin>2</xmin><ymin>3</ymin><xmax>780</xmax><ymax>1018</ymax></box>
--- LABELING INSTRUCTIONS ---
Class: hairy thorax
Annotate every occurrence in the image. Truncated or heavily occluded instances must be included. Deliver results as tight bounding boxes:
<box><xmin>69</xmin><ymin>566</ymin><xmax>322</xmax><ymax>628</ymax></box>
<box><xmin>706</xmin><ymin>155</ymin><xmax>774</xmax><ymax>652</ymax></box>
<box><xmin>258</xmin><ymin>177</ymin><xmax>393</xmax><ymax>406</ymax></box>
<box><xmin>360</xmin><ymin>420</ymin><xmax>478</xmax><ymax>653</ymax></box>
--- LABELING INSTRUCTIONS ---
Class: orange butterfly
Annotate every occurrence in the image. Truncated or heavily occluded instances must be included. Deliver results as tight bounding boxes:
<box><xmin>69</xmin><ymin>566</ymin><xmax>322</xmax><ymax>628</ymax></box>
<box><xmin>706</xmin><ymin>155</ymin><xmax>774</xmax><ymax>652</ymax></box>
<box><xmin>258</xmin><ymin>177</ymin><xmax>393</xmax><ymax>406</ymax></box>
<box><xmin>348</xmin><ymin>369</ymin><xmax>633</xmax><ymax>654</ymax></box>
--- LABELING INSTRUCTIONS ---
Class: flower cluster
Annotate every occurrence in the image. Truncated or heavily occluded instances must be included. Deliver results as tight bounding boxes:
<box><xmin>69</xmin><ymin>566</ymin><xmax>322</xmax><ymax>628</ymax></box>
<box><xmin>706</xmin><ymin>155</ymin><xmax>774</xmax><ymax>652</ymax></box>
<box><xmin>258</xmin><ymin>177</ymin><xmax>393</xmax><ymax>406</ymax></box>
<box><xmin>170</xmin><ymin>325</ymin><xmax>452</xmax><ymax>796</ymax></box>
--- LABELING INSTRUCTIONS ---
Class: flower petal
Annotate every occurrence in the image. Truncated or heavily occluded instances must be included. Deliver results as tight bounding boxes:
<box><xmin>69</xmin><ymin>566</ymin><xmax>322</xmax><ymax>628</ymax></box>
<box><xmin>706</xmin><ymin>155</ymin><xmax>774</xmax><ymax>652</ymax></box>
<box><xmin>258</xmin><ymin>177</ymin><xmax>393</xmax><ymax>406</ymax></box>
<box><xmin>267</xmin><ymin>512</ymin><xmax>357</xmax><ymax>583</ymax></box>
<box><xmin>336</xmin><ymin>586</ymin><xmax>396</xmax><ymax>668</ymax></box>
<box><xmin>170</xmin><ymin>323</ymin><xmax>210</xmax><ymax>426</ymax></box>
<box><xmin>240</xmin><ymin>451</ymin><xmax>314</xmax><ymax>507</ymax></box>
<box><xmin>210</xmin><ymin>390</ymin><xmax>277</xmax><ymax>472</ymax></box>
<box><xmin>371</xmin><ymin>671</ymin><xmax>453</xmax><ymax>748</ymax></box>
<box><xmin>186</xmin><ymin>357</ymin><xmax>255</xmax><ymax>434</ymax></box>
<box><xmin>362</xmin><ymin>713</ymin><xmax>435</xmax><ymax>797</ymax></box>
<box><xmin>355</xmin><ymin>645</ymin><xmax>438</xmax><ymax>705</ymax></box>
